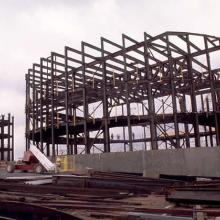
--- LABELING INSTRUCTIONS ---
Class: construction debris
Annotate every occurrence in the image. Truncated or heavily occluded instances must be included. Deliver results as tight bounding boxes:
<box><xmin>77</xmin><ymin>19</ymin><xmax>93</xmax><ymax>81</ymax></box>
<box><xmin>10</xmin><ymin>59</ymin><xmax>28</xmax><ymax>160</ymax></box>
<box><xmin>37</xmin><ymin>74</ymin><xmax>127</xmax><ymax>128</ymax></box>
<box><xmin>166</xmin><ymin>179</ymin><xmax>220</xmax><ymax>205</ymax></box>
<box><xmin>1</xmin><ymin>171</ymin><xmax>220</xmax><ymax>219</ymax></box>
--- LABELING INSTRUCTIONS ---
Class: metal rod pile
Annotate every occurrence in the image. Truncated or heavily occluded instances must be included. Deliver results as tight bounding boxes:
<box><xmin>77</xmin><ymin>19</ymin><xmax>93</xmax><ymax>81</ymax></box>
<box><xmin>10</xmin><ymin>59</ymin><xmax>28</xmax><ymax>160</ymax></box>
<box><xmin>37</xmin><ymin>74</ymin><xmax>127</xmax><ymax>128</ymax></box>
<box><xmin>2</xmin><ymin>171</ymin><xmax>220</xmax><ymax>219</ymax></box>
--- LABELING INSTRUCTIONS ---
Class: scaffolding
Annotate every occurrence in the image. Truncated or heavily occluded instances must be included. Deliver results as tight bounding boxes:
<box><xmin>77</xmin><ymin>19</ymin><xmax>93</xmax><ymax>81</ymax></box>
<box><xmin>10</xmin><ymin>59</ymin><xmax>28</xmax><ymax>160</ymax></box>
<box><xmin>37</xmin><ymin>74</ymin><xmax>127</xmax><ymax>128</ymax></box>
<box><xmin>25</xmin><ymin>31</ymin><xmax>220</xmax><ymax>157</ymax></box>
<box><xmin>0</xmin><ymin>114</ymin><xmax>14</xmax><ymax>161</ymax></box>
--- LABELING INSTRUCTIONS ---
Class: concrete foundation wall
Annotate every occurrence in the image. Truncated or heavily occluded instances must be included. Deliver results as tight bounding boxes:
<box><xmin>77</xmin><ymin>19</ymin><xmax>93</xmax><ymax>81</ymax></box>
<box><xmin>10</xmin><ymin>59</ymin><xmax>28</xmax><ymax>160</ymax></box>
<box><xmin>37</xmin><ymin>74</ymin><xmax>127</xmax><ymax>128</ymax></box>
<box><xmin>68</xmin><ymin>147</ymin><xmax>220</xmax><ymax>177</ymax></box>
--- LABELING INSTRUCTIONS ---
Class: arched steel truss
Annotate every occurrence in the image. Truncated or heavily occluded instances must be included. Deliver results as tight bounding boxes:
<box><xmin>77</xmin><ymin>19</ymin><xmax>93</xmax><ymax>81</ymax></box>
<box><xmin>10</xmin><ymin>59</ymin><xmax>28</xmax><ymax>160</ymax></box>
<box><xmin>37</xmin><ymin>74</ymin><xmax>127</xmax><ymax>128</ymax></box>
<box><xmin>25</xmin><ymin>31</ymin><xmax>220</xmax><ymax>157</ymax></box>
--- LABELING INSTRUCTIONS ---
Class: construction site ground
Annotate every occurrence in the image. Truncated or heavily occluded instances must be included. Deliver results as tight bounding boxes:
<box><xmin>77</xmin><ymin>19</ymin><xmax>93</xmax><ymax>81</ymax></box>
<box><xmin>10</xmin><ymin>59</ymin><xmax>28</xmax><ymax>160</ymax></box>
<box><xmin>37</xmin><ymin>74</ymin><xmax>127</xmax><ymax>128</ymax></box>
<box><xmin>0</xmin><ymin>169</ymin><xmax>220</xmax><ymax>219</ymax></box>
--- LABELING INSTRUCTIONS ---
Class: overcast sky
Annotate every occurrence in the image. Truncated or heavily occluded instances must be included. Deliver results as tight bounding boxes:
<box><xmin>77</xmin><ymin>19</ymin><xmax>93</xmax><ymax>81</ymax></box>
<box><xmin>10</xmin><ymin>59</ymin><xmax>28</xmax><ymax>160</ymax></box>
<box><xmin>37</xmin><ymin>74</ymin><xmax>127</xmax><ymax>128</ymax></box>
<box><xmin>0</xmin><ymin>0</ymin><xmax>219</xmax><ymax>158</ymax></box>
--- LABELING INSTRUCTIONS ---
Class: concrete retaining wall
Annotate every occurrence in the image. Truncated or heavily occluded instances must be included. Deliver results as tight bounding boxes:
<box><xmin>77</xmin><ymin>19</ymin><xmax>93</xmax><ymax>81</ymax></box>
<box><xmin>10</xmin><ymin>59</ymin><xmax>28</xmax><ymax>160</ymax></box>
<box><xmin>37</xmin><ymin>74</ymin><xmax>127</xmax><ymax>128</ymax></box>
<box><xmin>67</xmin><ymin>147</ymin><xmax>220</xmax><ymax>177</ymax></box>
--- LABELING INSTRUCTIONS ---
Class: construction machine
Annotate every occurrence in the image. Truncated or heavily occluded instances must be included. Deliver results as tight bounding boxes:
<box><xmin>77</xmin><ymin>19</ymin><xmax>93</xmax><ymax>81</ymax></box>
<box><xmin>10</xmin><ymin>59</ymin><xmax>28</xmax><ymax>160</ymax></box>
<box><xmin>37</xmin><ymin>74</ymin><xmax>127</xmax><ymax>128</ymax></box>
<box><xmin>6</xmin><ymin>145</ymin><xmax>56</xmax><ymax>174</ymax></box>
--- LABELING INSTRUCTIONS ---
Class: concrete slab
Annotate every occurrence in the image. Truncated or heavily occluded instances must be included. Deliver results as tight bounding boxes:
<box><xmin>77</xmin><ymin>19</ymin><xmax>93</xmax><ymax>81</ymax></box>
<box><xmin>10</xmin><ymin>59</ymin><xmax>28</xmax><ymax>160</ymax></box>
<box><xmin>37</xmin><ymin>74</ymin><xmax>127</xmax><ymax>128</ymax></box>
<box><xmin>60</xmin><ymin>147</ymin><xmax>220</xmax><ymax>178</ymax></box>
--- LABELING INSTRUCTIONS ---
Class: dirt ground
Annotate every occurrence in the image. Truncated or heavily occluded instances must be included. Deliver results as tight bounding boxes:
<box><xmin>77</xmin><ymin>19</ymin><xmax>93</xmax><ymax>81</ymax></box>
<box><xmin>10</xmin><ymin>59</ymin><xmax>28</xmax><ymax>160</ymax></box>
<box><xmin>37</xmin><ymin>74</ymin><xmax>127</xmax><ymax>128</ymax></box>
<box><xmin>122</xmin><ymin>194</ymin><xmax>172</xmax><ymax>209</ymax></box>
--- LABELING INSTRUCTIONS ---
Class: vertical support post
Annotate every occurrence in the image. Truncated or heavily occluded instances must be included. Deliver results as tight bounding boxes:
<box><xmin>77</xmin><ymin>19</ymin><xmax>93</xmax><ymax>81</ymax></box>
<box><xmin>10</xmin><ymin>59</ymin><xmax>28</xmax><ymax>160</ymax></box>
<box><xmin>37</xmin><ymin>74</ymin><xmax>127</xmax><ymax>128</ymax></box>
<box><xmin>101</xmin><ymin>38</ymin><xmax>110</xmax><ymax>153</ymax></box>
<box><xmin>40</xmin><ymin>58</ymin><xmax>43</xmax><ymax>152</ymax></box>
<box><xmin>201</xmin><ymin>94</ymin><xmax>208</xmax><ymax>146</ymax></box>
<box><xmin>51</xmin><ymin>53</ymin><xmax>56</xmax><ymax>159</ymax></box>
<box><xmin>70</xmin><ymin>83</ymin><xmax>74</xmax><ymax>155</ymax></box>
<box><xmin>183</xmin><ymin>94</ymin><xmax>190</xmax><ymax>148</ymax></box>
<box><xmin>204</xmin><ymin>36</ymin><xmax>220</xmax><ymax>146</ymax></box>
<box><xmin>12</xmin><ymin>116</ymin><xmax>14</xmax><ymax>161</ymax></box>
<box><xmin>206</xmin><ymin>97</ymin><xmax>213</xmax><ymax>146</ymax></box>
<box><xmin>122</xmin><ymin>104</ymin><xmax>126</xmax><ymax>152</ymax></box>
<box><xmin>25</xmin><ymin>72</ymin><xmax>30</xmax><ymax>151</ymax></box>
<box><xmin>7</xmin><ymin>113</ymin><xmax>10</xmax><ymax>161</ymax></box>
<box><xmin>162</xmin><ymin>99</ymin><xmax>168</xmax><ymax>149</ymax></box>
<box><xmin>71</xmin><ymin>108</ymin><xmax>75</xmax><ymax>154</ymax></box>
<box><xmin>81</xmin><ymin>42</ymin><xmax>90</xmax><ymax>154</ymax></box>
<box><xmin>186</xmin><ymin>34</ymin><xmax>200</xmax><ymax>147</ymax></box>
<box><xmin>46</xmin><ymin>142</ymin><xmax>50</xmax><ymax>156</ymax></box>
<box><xmin>144</xmin><ymin>33</ymin><xmax>157</xmax><ymax>149</ymax></box>
<box><xmin>0</xmin><ymin>115</ymin><xmax>4</xmax><ymax>160</ymax></box>
<box><xmin>32</xmin><ymin>65</ymin><xmax>36</xmax><ymax>146</ymax></box>
<box><xmin>166</xmin><ymin>35</ymin><xmax>180</xmax><ymax>148</ymax></box>
<box><xmin>141</xmin><ymin>103</ymin><xmax>147</xmax><ymax>150</ymax></box>
<box><xmin>36</xmin><ymin>89</ymin><xmax>39</xmax><ymax>132</ymax></box>
<box><xmin>64</xmin><ymin>47</ymin><xmax>70</xmax><ymax>154</ymax></box>
<box><xmin>25</xmin><ymin>74</ymin><xmax>28</xmax><ymax>151</ymax></box>
<box><xmin>122</xmin><ymin>36</ymin><xmax>133</xmax><ymax>151</ymax></box>
<box><xmin>74</xmin><ymin>133</ymin><xmax>78</xmax><ymax>154</ymax></box>
<box><xmin>45</xmin><ymin>59</ymin><xmax>50</xmax><ymax>155</ymax></box>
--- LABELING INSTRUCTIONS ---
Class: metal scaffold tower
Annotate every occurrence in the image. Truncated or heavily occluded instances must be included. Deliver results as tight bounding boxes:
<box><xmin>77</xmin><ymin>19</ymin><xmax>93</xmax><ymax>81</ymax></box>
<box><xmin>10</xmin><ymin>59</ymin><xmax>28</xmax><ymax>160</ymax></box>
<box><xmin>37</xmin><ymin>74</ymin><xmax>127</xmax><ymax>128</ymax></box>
<box><xmin>0</xmin><ymin>114</ymin><xmax>14</xmax><ymax>161</ymax></box>
<box><xmin>25</xmin><ymin>31</ymin><xmax>220</xmax><ymax>157</ymax></box>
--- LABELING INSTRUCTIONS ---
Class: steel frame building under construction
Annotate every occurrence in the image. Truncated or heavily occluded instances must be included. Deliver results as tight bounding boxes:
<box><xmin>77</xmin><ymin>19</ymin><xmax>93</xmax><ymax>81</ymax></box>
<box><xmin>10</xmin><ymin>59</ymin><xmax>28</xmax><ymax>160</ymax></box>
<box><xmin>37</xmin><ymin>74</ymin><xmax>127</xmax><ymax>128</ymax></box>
<box><xmin>25</xmin><ymin>31</ymin><xmax>220</xmax><ymax>157</ymax></box>
<box><xmin>0</xmin><ymin>114</ymin><xmax>14</xmax><ymax>161</ymax></box>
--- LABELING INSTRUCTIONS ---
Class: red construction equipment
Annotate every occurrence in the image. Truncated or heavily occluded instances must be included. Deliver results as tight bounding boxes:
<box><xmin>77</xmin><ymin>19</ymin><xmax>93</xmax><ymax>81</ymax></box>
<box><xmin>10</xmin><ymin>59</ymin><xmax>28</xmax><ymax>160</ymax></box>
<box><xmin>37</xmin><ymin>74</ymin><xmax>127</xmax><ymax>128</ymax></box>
<box><xmin>6</xmin><ymin>150</ymin><xmax>44</xmax><ymax>174</ymax></box>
